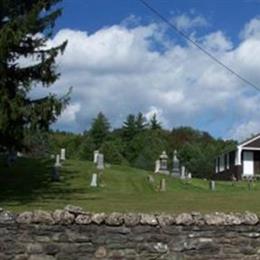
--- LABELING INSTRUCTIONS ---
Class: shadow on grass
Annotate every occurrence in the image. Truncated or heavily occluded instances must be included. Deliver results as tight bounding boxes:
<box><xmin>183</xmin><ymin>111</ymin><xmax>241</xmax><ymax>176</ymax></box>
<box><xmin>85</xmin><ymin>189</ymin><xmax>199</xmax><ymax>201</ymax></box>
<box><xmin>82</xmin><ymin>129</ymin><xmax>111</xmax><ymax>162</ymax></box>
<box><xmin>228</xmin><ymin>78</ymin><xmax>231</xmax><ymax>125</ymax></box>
<box><xmin>0</xmin><ymin>156</ymin><xmax>82</xmax><ymax>204</ymax></box>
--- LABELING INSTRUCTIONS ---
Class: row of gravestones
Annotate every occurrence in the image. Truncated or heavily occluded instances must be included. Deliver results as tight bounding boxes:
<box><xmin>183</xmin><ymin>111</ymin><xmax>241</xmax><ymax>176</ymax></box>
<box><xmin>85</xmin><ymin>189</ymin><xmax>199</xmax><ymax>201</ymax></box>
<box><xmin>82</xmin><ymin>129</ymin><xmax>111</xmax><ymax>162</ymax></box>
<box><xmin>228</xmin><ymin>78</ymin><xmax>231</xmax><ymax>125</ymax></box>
<box><xmin>155</xmin><ymin>150</ymin><xmax>192</xmax><ymax>180</ymax></box>
<box><xmin>90</xmin><ymin>150</ymin><xmax>105</xmax><ymax>187</ymax></box>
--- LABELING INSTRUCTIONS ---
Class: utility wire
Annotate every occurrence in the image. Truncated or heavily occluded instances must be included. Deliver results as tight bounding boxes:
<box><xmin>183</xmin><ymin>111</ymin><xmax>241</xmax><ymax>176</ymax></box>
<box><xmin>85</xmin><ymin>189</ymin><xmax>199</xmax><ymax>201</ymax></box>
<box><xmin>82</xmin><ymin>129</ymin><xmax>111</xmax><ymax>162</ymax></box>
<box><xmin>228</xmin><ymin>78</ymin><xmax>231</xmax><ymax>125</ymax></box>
<box><xmin>139</xmin><ymin>0</ymin><xmax>260</xmax><ymax>92</ymax></box>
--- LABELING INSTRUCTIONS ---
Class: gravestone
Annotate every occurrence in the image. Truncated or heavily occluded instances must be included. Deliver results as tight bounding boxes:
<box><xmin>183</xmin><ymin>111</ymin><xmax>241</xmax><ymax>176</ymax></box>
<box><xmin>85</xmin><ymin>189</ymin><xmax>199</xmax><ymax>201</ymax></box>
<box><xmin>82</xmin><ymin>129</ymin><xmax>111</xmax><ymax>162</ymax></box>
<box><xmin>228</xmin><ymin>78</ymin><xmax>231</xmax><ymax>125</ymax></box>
<box><xmin>180</xmin><ymin>166</ymin><xmax>186</xmax><ymax>179</ymax></box>
<box><xmin>51</xmin><ymin>166</ymin><xmax>60</xmax><ymax>182</ymax></box>
<box><xmin>90</xmin><ymin>173</ymin><xmax>98</xmax><ymax>187</ymax></box>
<box><xmin>97</xmin><ymin>153</ymin><xmax>104</xmax><ymax>171</ymax></box>
<box><xmin>247</xmin><ymin>176</ymin><xmax>253</xmax><ymax>191</ymax></box>
<box><xmin>60</xmin><ymin>148</ymin><xmax>66</xmax><ymax>161</ymax></box>
<box><xmin>160</xmin><ymin>178</ymin><xmax>166</xmax><ymax>192</ymax></box>
<box><xmin>187</xmin><ymin>173</ymin><xmax>192</xmax><ymax>180</ymax></box>
<box><xmin>50</xmin><ymin>154</ymin><xmax>55</xmax><ymax>159</ymax></box>
<box><xmin>148</xmin><ymin>175</ymin><xmax>155</xmax><ymax>183</ymax></box>
<box><xmin>172</xmin><ymin>150</ymin><xmax>180</xmax><ymax>177</ymax></box>
<box><xmin>55</xmin><ymin>154</ymin><xmax>61</xmax><ymax>167</ymax></box>
<box><xmin>209</xmin><ymin>180</ymin><xmax>216</xmax><ymax>191</ymax></box>
<box><xmin>159</xmin><ymin>151</ymin><xmax>169</xmax><ymax>175</ymax></box>
<box><xmin>154</xmin><ymin>160</ymin><xmax>160</xmax><ymax>173</ymax></box>
<box><xmin>94</xmin><ymin>150</ymin><xmax>99</xmax><ymax>164</ymax></box>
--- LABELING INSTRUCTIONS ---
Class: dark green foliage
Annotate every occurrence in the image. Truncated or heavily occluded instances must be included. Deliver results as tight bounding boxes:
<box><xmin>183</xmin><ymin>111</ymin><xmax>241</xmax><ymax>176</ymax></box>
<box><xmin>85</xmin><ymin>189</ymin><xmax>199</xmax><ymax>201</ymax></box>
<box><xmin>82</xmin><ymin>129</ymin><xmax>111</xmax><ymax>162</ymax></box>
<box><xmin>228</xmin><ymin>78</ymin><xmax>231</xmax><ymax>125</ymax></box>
<box><xmin>48</xmin><ymin>131</ymin><xmax>83</xmax><ymax>159</ymax></box>
<box><xmin>150</xmin><ymin>113</ymin><xmax>162</xmax><ymax>130</ymax></box>
<box><xmin>23</xmin><ymin>130</ymin><xmax>49</xmax><ymax>157</ymax></box>
<box><xmin>89</xmin><ymin>112</ymin><xmax>110</xmax><ymax>148</ymax></box>
<box><xmin>100</xmin><ymin>141</ymin><xmax>127</xmax><ymax>165</ymax></box>
<box><xmin>129</xmin><ymin>130</ymin><xmax>169</xmax><ymax>170</ymax></box>
<box><xmin>135</xmin><ymin>112</ymin><xmax>148</xmax><ymax>133</ymax></box>
<box><xmin>0</xmin><ymin>0</ymin><xmax>69</xmax><ymax>150</ymax></box>
<box><xmin>77</xmin><ymin>135</ymin><xmax>96</xmax><ymax>161</ymax></box>
<box><xmin>122</xmin><ymin>114</ymin><xmax>137</xmax><ymax>142</ymax></box>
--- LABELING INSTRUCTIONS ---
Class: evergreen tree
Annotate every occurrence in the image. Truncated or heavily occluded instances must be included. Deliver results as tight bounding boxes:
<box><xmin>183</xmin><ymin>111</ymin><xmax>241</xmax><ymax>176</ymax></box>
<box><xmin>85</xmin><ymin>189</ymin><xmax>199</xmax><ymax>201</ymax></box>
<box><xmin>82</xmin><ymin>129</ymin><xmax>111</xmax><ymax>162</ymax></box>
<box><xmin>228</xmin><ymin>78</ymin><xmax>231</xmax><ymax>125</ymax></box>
<box><xmin>122</xmin><ymin>114</ymin><xmax>137</xmax><ymax>142</ymax></box>
<box><xmin>150</xmin><ymin>113</ymin><xmax>161</xmax><ymax>130</ymax></box>
<box><xmin>0</xmin><ymin>0</ymin><xmax>69</xmax><ymax>151</ymax></box>
<box><xmin>89</xmin><ymin>112</ymin><xmax>110</xmax><ymax>147</ymax></box>
<box><xmin>135</xmin><ymin>112</ymin><xmax>147</xmax><ymax>133</ymax></box>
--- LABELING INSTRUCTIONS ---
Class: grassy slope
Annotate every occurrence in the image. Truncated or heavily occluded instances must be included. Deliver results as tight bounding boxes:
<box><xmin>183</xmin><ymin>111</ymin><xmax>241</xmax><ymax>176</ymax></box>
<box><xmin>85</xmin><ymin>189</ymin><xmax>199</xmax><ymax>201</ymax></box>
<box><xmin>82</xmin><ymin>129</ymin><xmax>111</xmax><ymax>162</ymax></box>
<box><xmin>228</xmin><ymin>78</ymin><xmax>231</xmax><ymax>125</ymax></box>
<box><xmin>1</xmin><ymin>157</ymin><xmax>260</xmax><ymax>213</ymax></box>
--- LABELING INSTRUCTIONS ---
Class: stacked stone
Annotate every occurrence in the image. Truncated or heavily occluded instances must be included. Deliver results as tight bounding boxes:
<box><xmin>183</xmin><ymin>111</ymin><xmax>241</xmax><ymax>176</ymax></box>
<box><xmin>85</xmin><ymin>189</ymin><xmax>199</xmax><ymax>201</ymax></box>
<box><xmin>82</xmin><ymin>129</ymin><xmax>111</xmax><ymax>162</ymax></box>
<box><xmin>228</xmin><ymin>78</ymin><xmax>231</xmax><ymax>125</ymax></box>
<box><xmin>0</xmin><ymin>206</ymin><xmax>260</xmax><ymax>259</ymax></box>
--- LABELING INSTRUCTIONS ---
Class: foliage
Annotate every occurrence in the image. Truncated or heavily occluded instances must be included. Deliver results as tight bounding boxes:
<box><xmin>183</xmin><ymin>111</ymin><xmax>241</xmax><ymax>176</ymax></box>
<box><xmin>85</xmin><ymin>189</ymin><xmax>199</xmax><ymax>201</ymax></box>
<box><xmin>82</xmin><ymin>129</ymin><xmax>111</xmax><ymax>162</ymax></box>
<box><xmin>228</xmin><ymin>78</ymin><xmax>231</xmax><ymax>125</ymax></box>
<box><xmin>89</xmin><ymin>112</ymin><xmax>110</xmax><ymax>148</ymax></box>
<box><xmin>150</xmin><ymin>113</ymin><xmax>162</xmax><ymax>130</ymax></box>
<box><xmin>100</xmin><ymin>140</ymin><xmax>127</xmax><ymax>165</ymax></box>
<box><xmin>122</xmin><ymin>114</ymin><xmax>137</xmax><ymax>143</ymax></box>
<box><xmin>77</xmin><ymin>135</ymin><xmax>96</xmax><ymax>161</ymax></box>
<box><xmin>130</xmin><ymin>130</ymin><xmax>169</xmax><ymax>170</ymax></box>
<box><xmin>23</xmin><ymin>130</ymin><xmax>49</xmax><ymax>157</ymax></box>
<box><xmin>0</xmin><ymin>0</ymin><xmax>69</xmax><ymax>151</ymax></box>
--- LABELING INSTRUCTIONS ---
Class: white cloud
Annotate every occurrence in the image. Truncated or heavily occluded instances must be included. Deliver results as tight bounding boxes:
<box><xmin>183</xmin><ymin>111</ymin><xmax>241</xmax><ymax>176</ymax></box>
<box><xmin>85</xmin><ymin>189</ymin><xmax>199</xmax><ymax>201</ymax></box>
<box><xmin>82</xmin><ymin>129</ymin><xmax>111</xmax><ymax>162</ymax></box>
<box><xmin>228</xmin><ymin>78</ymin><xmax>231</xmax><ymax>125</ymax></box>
<box><xmin>39</xmin><ymin>14</ymin><xmax>260</xmax><ymax>140</ymax></box>
<box><xmin>172</xmin><ymin>13</ymin><xmax>208</xmax><ymax>31</ymax></box>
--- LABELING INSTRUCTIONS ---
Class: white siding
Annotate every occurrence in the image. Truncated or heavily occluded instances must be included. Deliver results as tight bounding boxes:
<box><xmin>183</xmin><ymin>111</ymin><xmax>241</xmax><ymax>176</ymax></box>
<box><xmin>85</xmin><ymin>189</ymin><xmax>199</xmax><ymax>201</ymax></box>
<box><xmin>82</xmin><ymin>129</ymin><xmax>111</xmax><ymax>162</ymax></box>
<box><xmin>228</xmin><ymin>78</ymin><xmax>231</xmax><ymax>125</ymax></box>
<box><xmin>219</xmin><ymin>155</ymin><xmax>224</xmax><ymax>172</ymax></box>
<box><xmin>226</xmin><ymin>153</ymin><xmax>230</xmax><ymax>169</ymax></box>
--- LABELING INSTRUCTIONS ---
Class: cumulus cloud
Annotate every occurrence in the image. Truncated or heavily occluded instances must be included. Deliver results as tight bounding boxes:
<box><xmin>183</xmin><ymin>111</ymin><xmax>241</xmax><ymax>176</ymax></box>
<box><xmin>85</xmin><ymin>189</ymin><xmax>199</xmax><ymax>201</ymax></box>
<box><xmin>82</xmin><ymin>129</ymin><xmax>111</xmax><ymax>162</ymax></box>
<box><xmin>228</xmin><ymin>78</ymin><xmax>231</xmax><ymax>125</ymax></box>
<box><xmin>172</xmin><ymin>13</ymin><xmax>208</xmax><ymax>31</ymax></box>
<box><xmin>39</xmin><ymin>15</ymin><xmax>260</xmax><ymax>141</ymax></box>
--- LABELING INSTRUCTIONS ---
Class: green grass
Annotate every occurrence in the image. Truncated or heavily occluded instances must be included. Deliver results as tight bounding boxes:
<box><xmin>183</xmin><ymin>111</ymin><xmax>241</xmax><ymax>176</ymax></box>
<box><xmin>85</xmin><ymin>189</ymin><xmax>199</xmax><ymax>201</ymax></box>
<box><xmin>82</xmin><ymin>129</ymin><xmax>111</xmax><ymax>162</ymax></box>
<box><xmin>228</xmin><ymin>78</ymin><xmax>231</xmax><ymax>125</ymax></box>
<box><xmin>1</xmin><ymin>157</ymin><xmax>260</xmax><ymax>213</ymax></box>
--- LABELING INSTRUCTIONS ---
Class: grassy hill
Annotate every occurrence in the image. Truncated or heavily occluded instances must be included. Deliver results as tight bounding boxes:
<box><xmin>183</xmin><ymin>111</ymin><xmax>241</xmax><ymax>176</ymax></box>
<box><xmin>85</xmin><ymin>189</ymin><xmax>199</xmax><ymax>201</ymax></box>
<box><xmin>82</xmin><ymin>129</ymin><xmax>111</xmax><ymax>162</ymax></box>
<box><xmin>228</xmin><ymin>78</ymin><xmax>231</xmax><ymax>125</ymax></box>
<box><xmin>1</xmin><ymin>157</ymin><xmax>260</xmax><ymax>213</ymax></box>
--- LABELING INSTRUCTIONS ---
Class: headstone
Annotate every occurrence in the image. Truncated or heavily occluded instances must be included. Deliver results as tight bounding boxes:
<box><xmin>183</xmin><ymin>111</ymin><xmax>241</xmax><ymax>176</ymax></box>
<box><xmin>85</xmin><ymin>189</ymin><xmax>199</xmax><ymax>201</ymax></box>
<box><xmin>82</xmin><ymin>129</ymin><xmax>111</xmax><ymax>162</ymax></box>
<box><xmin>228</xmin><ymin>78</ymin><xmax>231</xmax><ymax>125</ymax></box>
<box><xmin>148</xmin><ymin>175</ymin><xmax>155</xmax><ymax>183</ymax></box>
<box><xmin>209</xmin><ymin>180</ymin><xmax>215</xmax><ymax>191</ymax></box>
<box><xmin>50</xmin><ymin>154</ymin><xmax>55</xmax><ymax>159</ymax></box>
<box><xmin>187</xmin><ymin>173</ymin><xmax>192</xmax><ymax>179</ymax></box>
<box><xmin>154</xmin><ymin>160</ymin><xmax>160</xmax><ymax>173</ymax></box>
<box><xmin>160</xmin><ymin>178</ymin><xmax>166</xmax><ymax>192</ymax></box>
<box><xmin>60</xmin><ymin>148</ymin><xmax>66</xmax><ymax>161</ymax></box>
<box><xmin>247</xmin><ymin>176</ymin><xmax>253</xmax><ymax>191</ymax></box>
<box><xmin>94</xmin><ymin>150</ymin><xmax>99</xmax><ymax>164</ymax></box>
<box><xmin>55</xmin><ymin>154</ymin><xmax>61</xmax><ymax>167</ymax></box>
<box><xmin>180</xmin><ymin>166</ymin><xmax>186</xmax><ymax>179</ymax></box>
<box><xmin>172</xmin><ymin>150</ymin><xmax>180</xmax><ymax>177</ymax></box>
<box><xmin>159</xmin><ymin>151</ymin><xmax>169</xmax><ymax>175</ymax></box>
<box><xmin>17</xmin><ymin>152</ymin><xmax>23</xmax><ymax>158</ymax></box>
<box><xmin>51</xmin><ymin>166</ymin><xmax>60</xmax><ymax>181</ymax></box>
<box><xmin>90</xmin><ymin>173</ymin><xmax>98</xmax><ymax>187</ymax></box>
<box><xmin>97</xmin><ymin>153</ymin><xmax>104</xmax><ymax>171</ymax></box>
<box><xmin>6</xmin><ymin>148</ymin><xmax>17</xmax><ymax>167</ymax></box>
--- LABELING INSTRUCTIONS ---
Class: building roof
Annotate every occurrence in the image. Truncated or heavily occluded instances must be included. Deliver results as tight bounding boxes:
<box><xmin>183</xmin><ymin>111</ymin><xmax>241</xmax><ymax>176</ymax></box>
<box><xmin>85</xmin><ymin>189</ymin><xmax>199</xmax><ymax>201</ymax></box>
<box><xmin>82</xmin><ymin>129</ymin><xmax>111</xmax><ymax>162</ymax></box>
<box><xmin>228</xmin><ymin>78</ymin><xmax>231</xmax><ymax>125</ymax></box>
<box><xmin>238</xmin><ymin>133</ymin><xmax>260</xmax><ymax>147</ymax></box>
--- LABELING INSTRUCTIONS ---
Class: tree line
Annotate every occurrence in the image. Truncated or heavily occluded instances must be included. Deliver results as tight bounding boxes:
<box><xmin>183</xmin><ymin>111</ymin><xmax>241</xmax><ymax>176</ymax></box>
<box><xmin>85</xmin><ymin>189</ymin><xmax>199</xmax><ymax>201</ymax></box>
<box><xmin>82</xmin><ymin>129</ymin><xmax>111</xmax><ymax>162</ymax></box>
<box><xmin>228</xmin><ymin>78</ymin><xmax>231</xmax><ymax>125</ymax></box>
<box><xmin>45</xmin><ymin>112</ymin><xmax>236</xmax><ymax>178</ymax></box>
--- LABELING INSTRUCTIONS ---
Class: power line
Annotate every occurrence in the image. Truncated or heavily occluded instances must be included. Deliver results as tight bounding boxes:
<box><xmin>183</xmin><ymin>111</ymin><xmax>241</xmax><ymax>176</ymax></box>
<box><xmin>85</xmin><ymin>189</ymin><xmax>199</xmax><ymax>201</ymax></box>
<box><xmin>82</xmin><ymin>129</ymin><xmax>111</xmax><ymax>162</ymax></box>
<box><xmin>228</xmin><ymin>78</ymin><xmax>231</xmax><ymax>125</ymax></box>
<box><xmin>139</xmin><ymin>0</ymin><xmax>260</xmax><ymax>92</ymax></box>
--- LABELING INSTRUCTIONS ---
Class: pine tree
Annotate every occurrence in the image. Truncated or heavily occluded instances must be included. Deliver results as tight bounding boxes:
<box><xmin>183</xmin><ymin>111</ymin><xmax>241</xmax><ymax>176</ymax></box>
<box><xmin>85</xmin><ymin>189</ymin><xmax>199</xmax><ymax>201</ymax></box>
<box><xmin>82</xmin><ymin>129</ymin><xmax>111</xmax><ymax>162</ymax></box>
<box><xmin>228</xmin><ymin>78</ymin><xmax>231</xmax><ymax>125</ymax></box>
<box><xmin>150</xmin><ymin>113</ymin><xmax>162</xmax><ymax>130</ymax></box>
<box><xmin>135</xmin><ymin>112</ymin><xmax>147</xmax><ymax>133</ymax></box>
<box><xmin>122</xmin><ymin>114</ymin><xmax>137</xmax><ymax>142</ymax></box>
<box><xmin>0</xmin><ymin>0</ymin><xmax>69</xmax><ymax>151</ymax></box>
<box><xmin>89</xmin><ymin>112</ymin><xmax>110</xmax><ymax>147</ymax></box>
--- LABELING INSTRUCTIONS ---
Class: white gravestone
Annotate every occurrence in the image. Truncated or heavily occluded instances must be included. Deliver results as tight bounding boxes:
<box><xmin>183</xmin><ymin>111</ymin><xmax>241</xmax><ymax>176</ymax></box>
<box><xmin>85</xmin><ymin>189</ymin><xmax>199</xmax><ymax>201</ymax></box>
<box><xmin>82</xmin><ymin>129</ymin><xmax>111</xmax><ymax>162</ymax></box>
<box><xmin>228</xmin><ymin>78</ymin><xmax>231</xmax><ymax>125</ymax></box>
<box><xmin>209</xmin><ymin>180</ymin><xmax>215</xmax><ymax>191</ymax></box>
<box><xmin>97</xmin><ymin>153</ymin><xmax>104</xmax><ymax>171</ymax></box>
<box><xmin>160</xmin><ymin>178</ymin><xmax>166</xmax><ymax>192</ymax></box>
<box><xmin>94</xmin><ymin>150</ymin><xmax>99</xmax><ymax>164</ymax></box>
<box><xmin>159</xmin><ymin>151</ymin><xmax>169</xmax><ymax>175</ymax></box>
<box><xmin>154</xmin><ymin>160</ymin><xmax>160</xmax><ymax>173</ymax></box>
<box><xmin>60</xmin><ymin>148</ymin><xmax>66</xmax><ymax>161</ymax></box>
<box><xmin>187</xmin><ymin>173</ymin><xmax>192</xmax><ymax>179</ymax></box>
<box><xmin>90</xmin><ymin>173</ymin><xmax>98</xmax><ymax>187</ymax></box>
<box><xmin>55</xmin><ymin>154</ymin><xmax>61</xmax><ymax>167</ymax></box>
<box><xmin>172</xmin><ymin>150</ymin><xmax>180</xmax><ymax>177</ymax></box>
<box><xmin>181</xmin><ymin>166</ymin><xmax>186</xmax><ymax>179</ymax></box>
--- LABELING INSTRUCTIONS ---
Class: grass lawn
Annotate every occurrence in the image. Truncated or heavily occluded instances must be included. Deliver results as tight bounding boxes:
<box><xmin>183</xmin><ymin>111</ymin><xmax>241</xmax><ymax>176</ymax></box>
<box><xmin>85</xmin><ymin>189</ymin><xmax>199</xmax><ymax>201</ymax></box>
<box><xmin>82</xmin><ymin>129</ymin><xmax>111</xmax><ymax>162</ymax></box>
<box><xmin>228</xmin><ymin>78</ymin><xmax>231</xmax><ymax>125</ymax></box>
<box><xmin>1</xmin><ymin>157</ymin><xmax>260</xmax><ymax>213</ymax></box>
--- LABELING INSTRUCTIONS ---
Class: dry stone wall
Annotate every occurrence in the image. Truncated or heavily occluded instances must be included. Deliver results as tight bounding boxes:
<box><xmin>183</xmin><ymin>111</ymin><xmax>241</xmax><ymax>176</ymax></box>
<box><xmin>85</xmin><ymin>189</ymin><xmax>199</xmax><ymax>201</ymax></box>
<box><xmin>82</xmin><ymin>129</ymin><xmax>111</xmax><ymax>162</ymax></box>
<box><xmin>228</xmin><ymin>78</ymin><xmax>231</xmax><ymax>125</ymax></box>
<box><xmin>1</xmin><ymin>206</ymin><xmax>260</xmax><ymax>259</ymax></box>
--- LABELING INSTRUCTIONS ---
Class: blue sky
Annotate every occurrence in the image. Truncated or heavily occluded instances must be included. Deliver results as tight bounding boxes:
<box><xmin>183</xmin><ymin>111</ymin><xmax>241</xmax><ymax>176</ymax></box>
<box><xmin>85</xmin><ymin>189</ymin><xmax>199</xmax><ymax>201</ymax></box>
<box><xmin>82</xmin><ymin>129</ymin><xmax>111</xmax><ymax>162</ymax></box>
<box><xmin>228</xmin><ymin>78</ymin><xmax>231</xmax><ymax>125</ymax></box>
<box><xmin>42</xmin><ymin>0</ymin><xmax>260</xmax><ymax>140</ymax></box>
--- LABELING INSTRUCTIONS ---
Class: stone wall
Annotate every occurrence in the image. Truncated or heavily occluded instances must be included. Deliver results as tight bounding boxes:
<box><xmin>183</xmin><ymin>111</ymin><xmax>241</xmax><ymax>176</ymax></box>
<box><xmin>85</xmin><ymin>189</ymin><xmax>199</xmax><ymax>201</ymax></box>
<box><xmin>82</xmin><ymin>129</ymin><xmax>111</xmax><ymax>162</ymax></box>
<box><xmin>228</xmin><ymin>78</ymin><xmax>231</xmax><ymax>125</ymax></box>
<box><xmin>1</xmin><ymin>206</ymin><xmax>260</xmax><ymax>259</ymax></box>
